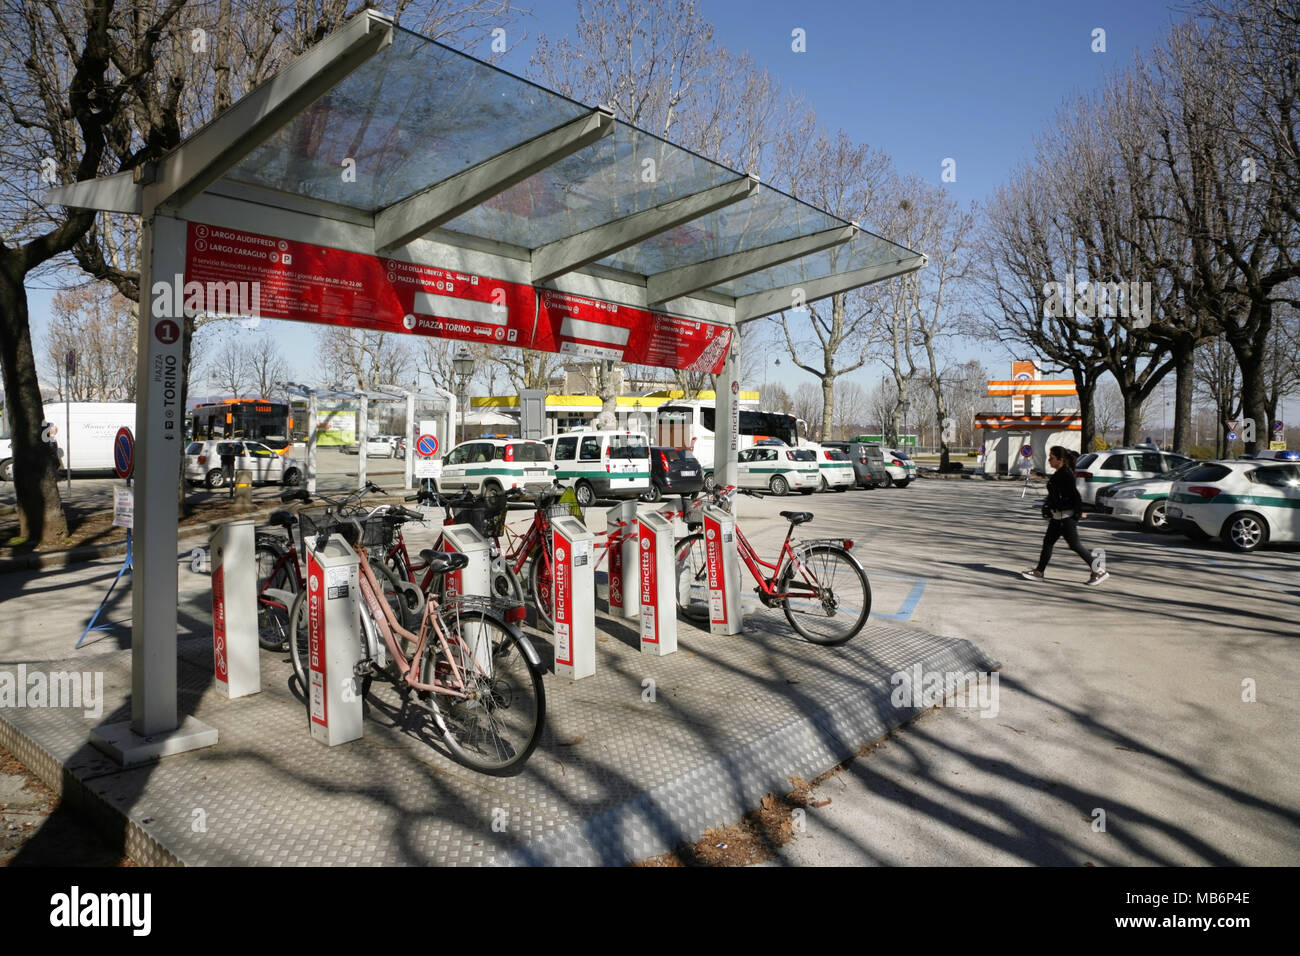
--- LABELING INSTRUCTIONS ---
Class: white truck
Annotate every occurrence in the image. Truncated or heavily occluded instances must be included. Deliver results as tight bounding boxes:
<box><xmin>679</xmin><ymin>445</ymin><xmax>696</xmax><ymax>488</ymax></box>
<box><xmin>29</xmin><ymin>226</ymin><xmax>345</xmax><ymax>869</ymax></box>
<box><xmin>0</xmin><ymin>402</ymin><xmax>137</xmax><ymax>481</ymax></box>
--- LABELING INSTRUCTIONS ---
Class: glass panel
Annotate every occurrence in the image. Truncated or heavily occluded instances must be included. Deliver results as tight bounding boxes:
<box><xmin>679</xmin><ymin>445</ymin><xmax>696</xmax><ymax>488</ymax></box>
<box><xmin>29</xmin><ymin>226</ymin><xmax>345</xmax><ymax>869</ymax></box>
<box><xmin>713</xmin><ymin>231</ymin><xmax>920</xmax><ymax>297</ymax></box>
<box><xmin>579</xmin><ymin>437</ymin><xmax>601</xmax><ymax>461</ymax></box>
<box><xmin>442</xmin><ymin>123</ymin><xmax>738</xmax><ymax>249</ymax></box>
<box><xmin>554</xmin><ymin>436</ymin><xmax>579</xmax><ymax>460</ymax></box>
<box><xmin>225</xmin><ymin>27</ymin><xmax>592</xmax><ymax>213</ymax></box>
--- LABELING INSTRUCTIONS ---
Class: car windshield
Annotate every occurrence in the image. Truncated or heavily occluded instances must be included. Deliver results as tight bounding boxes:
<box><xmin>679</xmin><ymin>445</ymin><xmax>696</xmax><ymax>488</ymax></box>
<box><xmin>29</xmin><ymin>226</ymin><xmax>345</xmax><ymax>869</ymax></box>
<box><xmin>788</xmin><ymin>449</ymin><xmax>817</xmax><ymax>461</ymax></box>
<box><xmin>186</xmin><ymin>442</ymin><xmax>202</xmax><ymax>454</ymax></box>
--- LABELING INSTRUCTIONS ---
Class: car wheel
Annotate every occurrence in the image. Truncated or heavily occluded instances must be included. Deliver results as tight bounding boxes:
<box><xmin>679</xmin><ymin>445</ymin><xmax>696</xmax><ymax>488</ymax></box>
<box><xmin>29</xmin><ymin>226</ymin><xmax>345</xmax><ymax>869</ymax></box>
<box><xmin>881</xmin><ymin>473</ymin><xmax>893</xmax><ymax>488</ymax></box>
<box><xmin>1142</xmin><ymin>499</ymin><xmax>1168</xmax><ymax>532</ymax></box>
<box><xmin>205</xmin><ymin>469</ymin><xmax>225</xmax><ymax>489</ymax></box>
<box><xmin>640</xmin><ymin>481</ymin><xmax>663</xmax><ymax>503</ymax></box>
<box><xmin>702</xmin><ymin>471</ymin><xmax>716</xmax><ymax>492</ymax></box>
<box><xmin>819</xmin><ymin>476</ymin><xmax>829</xmax><ymax>493</ymax></box>
<box><xmin>769</xmin><ymin>475</ymin><xmax>789</xmax><ymax>496</ymax></box>
<box><xmin>1222</xmin><ymin>512</ymin><xmax>1267</xmax><ymax>553</ymax></box>
<box><xmin>574</xmin><ymin>480</ymin><xmax>595</xmax><ymax>508</ymax></box>
<box><xmin>0</xmin><ymin>459</ymin><xmax>12</xmax><ymax>482</ymax></box>
<box><xmin>282</xmin><ymin>467</ymin><xmax>302</xmax><ymax>487</ymax></box>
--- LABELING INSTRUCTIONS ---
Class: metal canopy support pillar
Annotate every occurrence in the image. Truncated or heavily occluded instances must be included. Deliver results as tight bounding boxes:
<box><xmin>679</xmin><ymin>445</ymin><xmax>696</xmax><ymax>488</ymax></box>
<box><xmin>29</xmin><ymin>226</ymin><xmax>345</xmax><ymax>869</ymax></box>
<box><xmin>714</xmin><ymin>336</ymin><xmax>741</xmax><ymax>495</ymax></box>
<box><xmin>405</xmin><ymin>390</ymin><xmax>416</xmax><ymax>490</ymax></box>
<box><xmin>90</xmin><ymin>211</ymin><xmax>218</xmax><ymax>766</ymax></box>
<box><xmin>307</xmin><ymin>390</ymin><xmax>319</xmax><ymax>494</ymax></box>
<box><xmin>647</xmin><ymin>223</ymin><xmax>857</xmax><ymax>305</ymax></box>
<box><xmin>733</xmin><ymin>254</ymin><xmax>928</xmax><ymax>323</ymax></box>
<box><xmin>373</xmin><ymin>108</ymin><xmax>615</xmax><ymax>253</ymax></box>
<box><xmin>530</xmin><ymin>175</ymin><xmax>760</xmax><ymax>284</ymax></box>
<box><xmin>357</xmin><ymin>393</ymin><xmax>368</xmax><ymax>490</ymax></box>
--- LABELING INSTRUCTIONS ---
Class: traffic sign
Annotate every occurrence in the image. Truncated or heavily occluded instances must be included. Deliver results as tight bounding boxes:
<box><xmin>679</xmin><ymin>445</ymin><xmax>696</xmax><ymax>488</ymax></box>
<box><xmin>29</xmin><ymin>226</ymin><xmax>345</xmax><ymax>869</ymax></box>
<box><xmin>1273</xmin><ymin>420</ymin><xmax>1284</xmax><ymax>433</ymax></box>
<box><xmin>113</xmin><ymin>427</ymin><xmax>135</xmax><ymax>479</ymax></box>
<box><xmin>1020</xmin><ymin>444</ymin><xmax>1033</xmax><ymax>458</ymax></box>
<box><xmin>416</xmin><ymin>434</ymin><xmax>439</xmax><ymax>457</ymax></box>
<box><xmin>1227</xmin><ymin>431</ymin><xmax>1238</xmax><ymax>442</ymax></box>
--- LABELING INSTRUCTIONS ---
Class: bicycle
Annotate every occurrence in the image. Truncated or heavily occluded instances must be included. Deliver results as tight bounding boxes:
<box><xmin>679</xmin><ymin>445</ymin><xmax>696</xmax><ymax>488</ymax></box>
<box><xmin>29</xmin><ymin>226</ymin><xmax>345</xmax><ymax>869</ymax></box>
<box><xmin>261</xmin><ymin>484</ymin><xmax>419</xmax><ymax>652</ymax></box>
<box><xmin>288</xmin><ymin>506</ymin><xmax>545</xmax><ymax>775</ymax></box>
<box><xmin>673</xmin><ymin>485</ymin><xmax>871</xmax><ymax>645</ymax></box>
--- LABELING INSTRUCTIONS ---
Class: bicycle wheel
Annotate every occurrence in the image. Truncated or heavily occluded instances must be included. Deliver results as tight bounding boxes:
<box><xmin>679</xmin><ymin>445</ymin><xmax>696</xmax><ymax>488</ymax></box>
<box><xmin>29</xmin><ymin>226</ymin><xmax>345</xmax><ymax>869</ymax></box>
<box><xmin>255</xmin><ymin>540</ymin><xmax>298</xmax><ymax>650</ymax></box>
<box><xmin>420</xmin><ymin>606</ymin><xmax>545</xmax><ymax>775</ymax></box>
<box><xmin>528</xmin><ymin>551</ymin><xmax>556</xmax><ymax>632</ymax></box>
<box><xmin>778</xmin><ymin>545</ymin><xmax>871</xmax><ymax>646</ymax></box>
<box><xmin>288</xmin><ymin>589</ymin><xmax>310</xmax><ymax>687</ymax></box>
<box><xmin>673</xmin><ymin>533</ymin><xmax>711</xmax><ymax>622</ymax></box>
<box><xmin>369</xmin><ymin>556</ymin><xmax>412</xmax><ymax>631</ymax></box>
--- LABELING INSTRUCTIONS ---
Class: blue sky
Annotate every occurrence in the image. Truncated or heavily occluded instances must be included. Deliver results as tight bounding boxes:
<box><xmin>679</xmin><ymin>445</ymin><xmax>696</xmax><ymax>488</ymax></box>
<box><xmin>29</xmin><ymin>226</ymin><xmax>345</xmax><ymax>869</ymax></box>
<box><xmin>26</xmin><ymin>0</ymin><xmax>1186</xmax><ymax>402</ymax></box>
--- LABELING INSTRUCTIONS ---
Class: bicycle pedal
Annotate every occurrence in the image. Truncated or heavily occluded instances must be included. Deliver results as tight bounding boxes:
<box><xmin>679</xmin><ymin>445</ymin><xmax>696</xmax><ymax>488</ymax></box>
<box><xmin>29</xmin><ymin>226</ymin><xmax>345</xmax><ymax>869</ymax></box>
<box><xmin>353</xmin><ymin>659</ymin><xmax>377</xmax><ymax>677</ymax></box>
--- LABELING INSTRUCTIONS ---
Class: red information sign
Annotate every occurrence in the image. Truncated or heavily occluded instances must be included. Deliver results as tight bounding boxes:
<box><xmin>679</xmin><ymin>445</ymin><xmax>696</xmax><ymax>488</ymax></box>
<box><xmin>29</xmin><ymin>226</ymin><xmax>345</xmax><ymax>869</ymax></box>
<box><xmin>639</xmin><ymin>522</ymin><xmax>660</xmax><ymax>644</ymax></box>
<box><xmin>307</xmin><ymin>553</ymin><xmax>327</xmax><ymax>728</ymax></box>
<box><xmin>212</xmin><ymin>566</ymin><xmax>227</xmax><ymax>685</ymax></box>
<box><xmin>184</xmin><ymin>223</ymin><xmax>732</xmax><ymax>373</ymax></box>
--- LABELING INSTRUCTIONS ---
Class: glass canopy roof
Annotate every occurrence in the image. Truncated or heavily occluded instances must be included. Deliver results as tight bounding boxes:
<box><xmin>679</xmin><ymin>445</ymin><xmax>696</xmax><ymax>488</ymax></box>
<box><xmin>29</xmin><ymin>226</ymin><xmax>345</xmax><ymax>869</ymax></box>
<box><xmin>218</xmin><ymin>21</ymin><xmax>924</xmax><ymax>310</ymax></box>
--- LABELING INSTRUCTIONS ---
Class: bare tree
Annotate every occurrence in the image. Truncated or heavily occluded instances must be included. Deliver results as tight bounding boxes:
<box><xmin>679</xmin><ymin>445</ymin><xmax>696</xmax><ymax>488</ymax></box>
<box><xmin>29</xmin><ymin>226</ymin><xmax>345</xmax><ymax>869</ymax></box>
<box><xmin>791</xmin><ymin>382</ymin><xmax>824</xmax><ymax>436</ymax></box>
<box><xmin>761</xmin><ymin>383</ymin><xmax>794</xmax><ymax>415</ymax></box>
<box><xmin>317</xmin><ymin>328</ymin><xmax>413</xmax><ymax>391</ymax></box>
<box><xmin>207</xmin><ymin>337</ymin><xmax>251</xmax><ymax>398</ymax></box>
<box><xmin>43</xmin><ymin>283</ymin><xmax>137</xmax><ymax>401</ymax></box>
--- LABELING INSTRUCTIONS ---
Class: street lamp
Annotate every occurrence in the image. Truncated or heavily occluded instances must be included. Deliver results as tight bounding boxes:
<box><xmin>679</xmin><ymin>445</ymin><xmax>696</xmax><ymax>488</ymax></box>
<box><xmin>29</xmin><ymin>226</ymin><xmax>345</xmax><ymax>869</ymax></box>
<box><xmin>453</xmin><ymin>347</ymin><xmax>474</xmax><ymax>445</ymax></box>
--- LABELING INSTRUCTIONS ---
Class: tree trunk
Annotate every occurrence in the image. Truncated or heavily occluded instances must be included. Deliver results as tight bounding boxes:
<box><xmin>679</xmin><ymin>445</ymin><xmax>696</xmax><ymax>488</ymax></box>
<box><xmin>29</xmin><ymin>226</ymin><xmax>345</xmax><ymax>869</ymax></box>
<box><xmin>820</xmin><ymin>374</ymin><xmax>835</xmax><ymax>442</ymax></box>
<box><xmin>1121</xmin><ymin>389</ymin><xmax>1145</xmax><ymax>447</ymax></box>
<box><xmin>0</xmin><ymin>258</ymin><xmax>68</xmax><ymax>546</ymax></box>
<box><xmin>1229</xmin><ymin>299</ymin><xmax>1272</xmax><ymax>456</ymax></box>
<box><xmin>1171</xmin><ymin>340</ymin><xmax>1195</xmax><ymax>454</ymax></box>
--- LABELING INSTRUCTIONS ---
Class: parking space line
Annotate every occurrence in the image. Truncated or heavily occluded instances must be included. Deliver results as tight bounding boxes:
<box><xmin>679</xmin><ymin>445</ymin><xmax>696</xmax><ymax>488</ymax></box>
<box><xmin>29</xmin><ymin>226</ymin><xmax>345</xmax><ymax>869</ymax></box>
<box><xmin>868</xmin><ymin>575</ymin><xmax>928</xmax><ymax>621</ymax></box>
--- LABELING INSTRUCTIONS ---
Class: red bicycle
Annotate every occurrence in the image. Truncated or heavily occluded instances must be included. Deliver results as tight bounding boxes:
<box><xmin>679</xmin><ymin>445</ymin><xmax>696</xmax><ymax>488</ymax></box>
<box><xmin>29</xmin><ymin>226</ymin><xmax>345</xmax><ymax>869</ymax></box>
<box><xmin>673</xmin><ymin>486</ymin><xmax>871</xmax><ymax>645</ymax></box>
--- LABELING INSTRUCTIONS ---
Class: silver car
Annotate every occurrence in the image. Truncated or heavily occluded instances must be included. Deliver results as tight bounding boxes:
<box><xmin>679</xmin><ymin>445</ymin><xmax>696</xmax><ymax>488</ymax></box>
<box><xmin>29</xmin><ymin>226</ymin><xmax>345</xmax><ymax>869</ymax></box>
<box><xmin>184</xmin><ymin>440</ymin><xmax>303</xmax><ymax>488</ymax></box>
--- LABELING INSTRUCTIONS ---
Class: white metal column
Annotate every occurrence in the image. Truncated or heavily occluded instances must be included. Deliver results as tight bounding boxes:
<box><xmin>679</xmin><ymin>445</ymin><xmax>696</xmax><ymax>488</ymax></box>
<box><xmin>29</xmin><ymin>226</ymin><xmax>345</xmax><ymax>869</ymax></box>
<box><xmin>306</xmin><ymin>390</ymin><xmax>319</xmax><ymax>494</ymax></box>
<box><xmin>91</xmin><ymin>211</ymin><xmax>218</xmax><ymax>764</ymax></box>
<box><xmin>714</xmin><ymin>339</ymin><xmax>741</xmax><ymax>493</ymax></box>
<box><xmin>357</xmin><ymin>393</ymin><xmax>368</xmax><ymax>489</ymax></box>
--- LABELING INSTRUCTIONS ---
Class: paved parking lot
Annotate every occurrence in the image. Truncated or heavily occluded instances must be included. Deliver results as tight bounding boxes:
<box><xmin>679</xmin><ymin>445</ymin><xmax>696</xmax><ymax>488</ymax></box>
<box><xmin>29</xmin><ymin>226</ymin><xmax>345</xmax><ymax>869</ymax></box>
<box><xmin>1</xmin><ymin>473</ymin><xmax>1295</xmax><ymax>865</ymax></box>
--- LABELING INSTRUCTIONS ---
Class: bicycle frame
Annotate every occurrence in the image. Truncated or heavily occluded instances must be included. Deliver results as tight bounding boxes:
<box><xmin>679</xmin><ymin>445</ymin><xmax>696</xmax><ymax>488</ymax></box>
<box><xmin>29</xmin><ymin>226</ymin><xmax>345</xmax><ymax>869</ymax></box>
<box><xmin>352</xmin><ymin>544</ymin><xmax>473</xmax><ymax>701</ymax></box>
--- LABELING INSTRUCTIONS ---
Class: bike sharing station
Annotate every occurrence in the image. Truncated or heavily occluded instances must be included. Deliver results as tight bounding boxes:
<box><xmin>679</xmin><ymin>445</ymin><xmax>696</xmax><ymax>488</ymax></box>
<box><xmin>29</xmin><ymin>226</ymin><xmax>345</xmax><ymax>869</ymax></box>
<box><xmin>12</xmin><ymin>11</ymin><xmax>998</xmax><ymax>865</ymax></box>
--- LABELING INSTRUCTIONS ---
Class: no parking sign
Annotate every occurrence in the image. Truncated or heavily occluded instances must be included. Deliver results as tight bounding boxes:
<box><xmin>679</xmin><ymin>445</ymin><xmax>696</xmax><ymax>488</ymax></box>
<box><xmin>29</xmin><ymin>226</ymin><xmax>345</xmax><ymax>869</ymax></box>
<box><xmin>414</xmin><ymin>427</ymin><xmax>441</xmax><ymax>480</ymax></box>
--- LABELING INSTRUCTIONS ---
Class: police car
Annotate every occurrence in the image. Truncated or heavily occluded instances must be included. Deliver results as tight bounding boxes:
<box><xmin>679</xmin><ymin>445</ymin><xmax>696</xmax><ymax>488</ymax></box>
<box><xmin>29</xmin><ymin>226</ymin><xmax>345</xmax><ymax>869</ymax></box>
<box><xmin>542</xmin><ymin>430</ymin><xmax>651</xmax><ymax>506</ymax></box>
<box><xmin>736</xmin><ymin>445</ymin><xmax>820</xmax><ymax>495</ymax></box>
<box><xmin>1074</xmin><ymin>447</ymin><xmax>1193</xmax><ymax>505</ymax></box>
<box><xmin>1166</xmin><ymin>460</ymin><xmax>1300</xmax><ymax>552</ymax></box>
<box><xmin>812</xmin><ymin>445</ymin><xmax>856</xmax><ymax>492</ymax></box>
<box><xmin>1093</xmin><ymin>459</ymin><xmax>1204</xmax><ymax>531</ymax></box>
<box><xmin>434</xmin><ymin>438</ymin><xmax>555</xmax><ymax>497</ymax></box>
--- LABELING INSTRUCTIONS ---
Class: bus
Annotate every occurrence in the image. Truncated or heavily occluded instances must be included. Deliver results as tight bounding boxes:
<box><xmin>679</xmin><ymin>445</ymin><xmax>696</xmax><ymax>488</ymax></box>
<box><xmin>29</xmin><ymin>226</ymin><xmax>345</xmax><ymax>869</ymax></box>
<box><xmin>655</xmin><ymin>400</ymin><xmax>799</xmax><ymax>487</ymax></box>
<box><xmin>190</xmin><ymin>399</ymin><xmax>291</xmax><ymax>448</ymax></box>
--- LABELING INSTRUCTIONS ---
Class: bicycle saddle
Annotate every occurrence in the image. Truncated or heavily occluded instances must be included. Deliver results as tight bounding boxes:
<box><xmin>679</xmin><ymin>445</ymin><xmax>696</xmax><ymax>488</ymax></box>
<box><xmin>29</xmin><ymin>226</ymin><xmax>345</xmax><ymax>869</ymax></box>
<box><xmin>269</xmin><ymin>510</ymin><xmax>297</xmax><ymax>530</ymax></box>
<box><xmin>419</xmin><ymin>549</ymin><xmax>470</xmax><ymax>573</ymax></box>
<box><xmin>779</xmin><ymin>511</ymin><xmax>814</xmax><ymax>525</ymax></box>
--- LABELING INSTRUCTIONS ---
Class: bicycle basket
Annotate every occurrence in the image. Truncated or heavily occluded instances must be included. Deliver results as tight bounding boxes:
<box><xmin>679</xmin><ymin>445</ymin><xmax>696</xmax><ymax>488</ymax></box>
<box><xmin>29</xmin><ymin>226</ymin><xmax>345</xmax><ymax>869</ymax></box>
<box><xmin>297</xmin><ymin>508</ymin><xmax>355</xmax><ymax>552</ymax></box>
<box><xmin>359</xmin><ymin>513</ymin><xmax>404</xmax><ymax>550</ymax></box>
<box><xmin>449</xmin><ymin>497</ymin><xmax>507</xmax><ymax>539</ymax></box>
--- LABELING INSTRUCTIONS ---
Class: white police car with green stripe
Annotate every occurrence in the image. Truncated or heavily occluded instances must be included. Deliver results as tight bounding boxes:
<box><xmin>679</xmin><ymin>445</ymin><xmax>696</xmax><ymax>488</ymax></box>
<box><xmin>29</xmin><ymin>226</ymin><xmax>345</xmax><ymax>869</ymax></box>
<box><xmin>736</xmin><ymin>445</ymin><xmax>820</xmax><ymax>495</ymax></box>
<box><xmin>1074</xmin><ymin>447</ymin><xmax>1193</xmax><ymax>505</ymax></box>
<box><xmin>809</xmin><ymin>444</ymin><xmax>855</xmax><ymax>492</ymax></box>
<box><xmin>1093</xmin><ymin>459</ymin><xmax>1203</xmax><ymax>531</ymax></box>
<box><xmin>542</xmin><ymin>430</ymin><xmax>650</xmax><ymax>506</ymax></box>
<box><xmin>435</xmin><ymin>438</ymin><xmax>555</xmax><ymax>497</ymax></box>
<box><xmin>1167</xmin><ymin>460</ymin><xmax>1300</xmax><ymax>551</ymax></box>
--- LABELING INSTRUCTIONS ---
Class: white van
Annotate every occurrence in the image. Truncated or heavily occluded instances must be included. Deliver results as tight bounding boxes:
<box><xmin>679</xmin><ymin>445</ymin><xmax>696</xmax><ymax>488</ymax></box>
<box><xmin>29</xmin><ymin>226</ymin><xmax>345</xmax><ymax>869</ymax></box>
<box><xmin>543</xmin><ymin>430</ymin><xmax>651</xmax><ymax>506</ymax></box>
<box><xmin>0</xmin><ymin>402</ymin><xmax>136</xmax><ymax>481</ymax></box>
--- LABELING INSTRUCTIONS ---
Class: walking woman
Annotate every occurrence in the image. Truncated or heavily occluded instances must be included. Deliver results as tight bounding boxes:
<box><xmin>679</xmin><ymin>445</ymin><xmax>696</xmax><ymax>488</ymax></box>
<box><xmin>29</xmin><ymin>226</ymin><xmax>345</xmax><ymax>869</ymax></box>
<box><xmin>1022</xmin><ymin>446</ymin><xmax>1110</xmax><ymax>585</ymax></box>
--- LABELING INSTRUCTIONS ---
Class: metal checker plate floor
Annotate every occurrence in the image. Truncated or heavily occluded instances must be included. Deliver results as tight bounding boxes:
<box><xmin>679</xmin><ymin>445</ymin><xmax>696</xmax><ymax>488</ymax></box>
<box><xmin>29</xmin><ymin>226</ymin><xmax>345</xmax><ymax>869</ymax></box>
<box><xmin>1</xmin><ymin>598</ymin><xmax>997</xmax><ymax>866</ymax></box>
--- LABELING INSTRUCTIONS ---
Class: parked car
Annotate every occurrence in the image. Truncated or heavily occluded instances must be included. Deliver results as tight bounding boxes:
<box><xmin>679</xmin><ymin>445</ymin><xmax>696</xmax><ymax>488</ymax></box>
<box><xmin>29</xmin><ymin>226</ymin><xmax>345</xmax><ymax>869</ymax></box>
<box><xmin>542</xmin><ymin>429</ymin><xmax>651</xmax><ymax>505</ymax></box>
<box><xmin>1</xmin><ymin>401</ymin><xmax>136</xmax><ymax>481</ymax></box>
<box><xmin>1249</xmin><ymin>449</ymin><xmax>1299</xmax><ymax>461</ymax></box>
<box><xmin>344</xmin><ymin>436</ymin><xmax>398</xmax><ymax>457</ymax></box>
<box><xmin>1074</xmin><ymin>447</ymin><xmax>1193</xmax><ymax>505</ymax></box>
<box><xmin>814</xmin><ymin>446</ymin><xmax>855</xmax><ymax>492</ymax></box>
<box><xmin>1092</xmin><ymin>459</ymin><xmax>1205</xmax><ymax>531</ymax></box>
<box><xmin>184</xmin><ymin>440</ymin><xmax>303</xmax><ymax>488</ymax></box>
<box><xmin>1167</xmin><ymin>460</ymin><xmax>1300</xmax><ymax>551</ymax></box>
<box><xmin>736</xmin><ymin>445</ymin><xmax>819</xmax><ymax>495</ymax></box>
<box><xmin>821</xmin><ymin>440</ymin><xmax>887</xmax><ymax>488</ymax></box>
<box><xmin>641</xmin><ymin>446</ymin><xmax>705</xmax><ymax>502</ymax></box>
<box><xmin>850</xmin><ymin>443</ymin><xmax>916</xmax><ymax>487</ymax></box>
<box><xmin>435</xmin><ymin>438</ymin><xmax>555</xmax><ymax>497</ymax></box>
